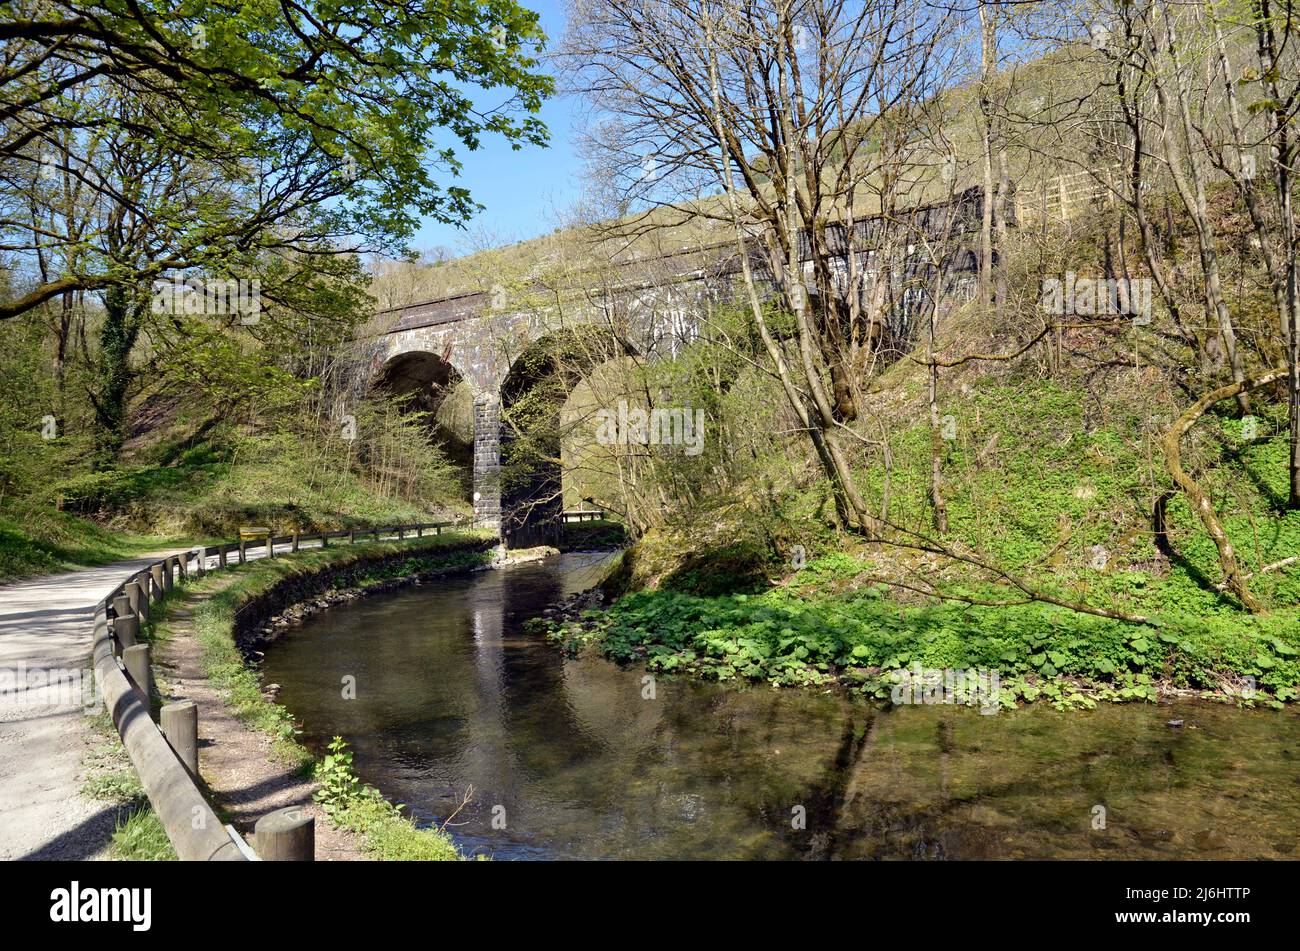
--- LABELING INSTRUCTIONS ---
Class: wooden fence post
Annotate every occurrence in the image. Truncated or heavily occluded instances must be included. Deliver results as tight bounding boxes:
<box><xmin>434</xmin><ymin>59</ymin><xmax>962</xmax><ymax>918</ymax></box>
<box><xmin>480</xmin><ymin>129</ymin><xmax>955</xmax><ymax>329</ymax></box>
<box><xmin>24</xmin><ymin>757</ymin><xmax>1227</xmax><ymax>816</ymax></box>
<box><xmin>122</xmin><ymin>644</ymin><xmax>153</xmax><ymax>701</ymax></box>
<box><xmin>255</xmin><ymin>806</ymin><xmax>315</xmax><ymax>861</ymax></box>
<box><xmin>113</xmin><ymin>612</ymin><xmax>139</xmax><ymax>656</ymax></box>
<box><xmin>112</xmin><ymin>593</ymin><xmax>135</xmax><ymax>652</ymax></box>
<box><xmin>127</xmin><ymin>579</ymin><xmax>148</xmax><ymax>624</ymax></box>
<box><xmin>161</xmin><ymin>701</ymin><xmax>199</xmax><ymax>777</ymax></box>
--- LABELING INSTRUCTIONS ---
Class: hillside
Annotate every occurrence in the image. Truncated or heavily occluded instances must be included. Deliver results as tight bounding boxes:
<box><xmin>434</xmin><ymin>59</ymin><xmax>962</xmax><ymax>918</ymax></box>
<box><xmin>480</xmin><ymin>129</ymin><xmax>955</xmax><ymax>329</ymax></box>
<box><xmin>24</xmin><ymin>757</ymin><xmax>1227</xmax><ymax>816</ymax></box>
<box><xmin>544</xmin><ymin>169</ymin><xmax>1300</xmax><ymax>707</ymax></box>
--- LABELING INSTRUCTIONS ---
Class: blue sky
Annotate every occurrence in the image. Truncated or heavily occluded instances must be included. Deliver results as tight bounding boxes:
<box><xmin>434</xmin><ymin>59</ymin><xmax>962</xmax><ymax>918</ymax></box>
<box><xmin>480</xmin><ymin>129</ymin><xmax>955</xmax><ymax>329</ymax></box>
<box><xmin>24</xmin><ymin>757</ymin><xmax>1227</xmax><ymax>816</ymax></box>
<box><xmin>413</xmin><ymin>0</ymin><xmax>584</xmax><ymax>256</ymax></box>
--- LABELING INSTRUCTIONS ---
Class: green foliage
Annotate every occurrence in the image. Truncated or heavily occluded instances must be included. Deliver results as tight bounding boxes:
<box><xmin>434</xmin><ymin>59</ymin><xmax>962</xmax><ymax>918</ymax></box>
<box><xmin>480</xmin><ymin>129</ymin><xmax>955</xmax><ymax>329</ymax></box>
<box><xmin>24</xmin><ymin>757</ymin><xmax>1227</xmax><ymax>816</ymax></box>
<box><xmin>8</xmin><ymin>0</ymin><xmax>553</xmax><ymax>282</ymax></box>
<box><xmin>82</xmin><ymin>768</ymin><xmax>146</xmax><ymax>807</ymax></box>
<box><xmin>2</xmin><ymin>3</ymin><xmax>531</xmax><ymax>550</ymax></box>
<box><xmin>312</xmin><ymin>737</ymin><xmax>460</xmax><ymax>860</ymax></box>
<box><xmin>314</xmin><ymin>736</ymin><xmax>386</xmax><ymax>816</ymax></box>
<box><xmin>551</xmin><ymin>573</ymin><xmax>1300</xmax><ymax>705</ymax></box>
<box><xmin>334</xmin><ymin>796</ymin><xmax>465</xmax><ymax>862</ymax></box>
<box><xmin>549</xmin><ymin>293</ymin><xmax>1300</xmax><ymax>708</ymax></box>
<box><xmin>109</xmin><ymin>807</ymin><xmax>177</xmax><ymax>861</ymax></box>
<box><xmin>0</xmin><ymin>316</ymin><xmax>79</xmax><ymax>505</ymax></box>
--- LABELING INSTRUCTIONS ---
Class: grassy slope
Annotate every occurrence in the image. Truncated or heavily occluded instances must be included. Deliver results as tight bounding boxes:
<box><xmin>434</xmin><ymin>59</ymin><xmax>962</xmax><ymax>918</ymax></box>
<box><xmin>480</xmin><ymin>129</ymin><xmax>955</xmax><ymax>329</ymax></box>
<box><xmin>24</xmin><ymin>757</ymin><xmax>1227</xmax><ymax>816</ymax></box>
<box><xmin>560</xmin><ymin>309</ymin><xmax>1300</xmax><ymax>709</ymax></box>
<box><xmin>1</xmin><ymin>423</ymin><xmax>468</xmax><ymax>583</ymax></box>
<box><xmin>0</xmin><ymin>508</ymin><xmax>189</xmax><ymax>583</ymax></box>
<box><xmin>64</xmin><ymin>434</ymin><xmax>456</xmax><ymax>538</ymax></box>
<box><xmin>558</xmin><ymin>378</ymin><xmax>1300</xmax><ymax>708</ymax></box>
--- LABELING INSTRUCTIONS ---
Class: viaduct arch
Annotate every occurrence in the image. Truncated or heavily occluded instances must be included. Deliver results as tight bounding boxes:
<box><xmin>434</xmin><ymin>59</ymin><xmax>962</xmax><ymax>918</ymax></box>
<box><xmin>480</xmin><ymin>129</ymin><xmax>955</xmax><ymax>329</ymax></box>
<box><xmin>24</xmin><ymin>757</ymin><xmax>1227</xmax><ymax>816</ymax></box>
<box><xmin>366</xmin><ymin>288</ymin><xmax>697</xmax><ymax>537</ymax></box>
<box><xmin>361</xmin><ymin>189</ymin><xmax>984</xmax><ymax>539</ymax></box>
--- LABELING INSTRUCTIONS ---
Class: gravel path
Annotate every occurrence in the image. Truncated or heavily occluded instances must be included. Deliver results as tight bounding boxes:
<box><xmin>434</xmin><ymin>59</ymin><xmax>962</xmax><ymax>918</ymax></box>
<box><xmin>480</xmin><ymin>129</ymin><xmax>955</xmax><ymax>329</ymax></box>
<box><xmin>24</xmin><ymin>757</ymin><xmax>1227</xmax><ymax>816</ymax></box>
<box><xmin>155</xmin><ymin>580</ymin><xmax>367</xmax><ymax>860</ymax></box>
<box><xmin>0</xmin><ymin>531</ymin><xmax>450</xmax><ymax>860</ymax></box>
<box><xmin>0</xmin><ymin>555</ymin><xmax>177</xmax><ymax>860</ymax></box>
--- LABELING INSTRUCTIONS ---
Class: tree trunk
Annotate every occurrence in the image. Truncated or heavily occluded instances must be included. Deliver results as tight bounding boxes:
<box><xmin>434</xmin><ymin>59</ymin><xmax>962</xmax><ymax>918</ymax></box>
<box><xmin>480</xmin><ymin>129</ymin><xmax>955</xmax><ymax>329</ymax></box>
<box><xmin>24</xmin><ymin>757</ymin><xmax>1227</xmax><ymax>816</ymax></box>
<box><xmin>92</xmin><ymin>286</ymin><xmax>142</xmax><ymax>463</ymax></box>
<box><xmin>977</xmin><ymin>2</ymin><xmax>997</xmax><ymax>310</ymax></box>
<box><xmin>1163</xmin><ymin>367</ymin><xmax>1287</xmax><ymax>614</ymax></box>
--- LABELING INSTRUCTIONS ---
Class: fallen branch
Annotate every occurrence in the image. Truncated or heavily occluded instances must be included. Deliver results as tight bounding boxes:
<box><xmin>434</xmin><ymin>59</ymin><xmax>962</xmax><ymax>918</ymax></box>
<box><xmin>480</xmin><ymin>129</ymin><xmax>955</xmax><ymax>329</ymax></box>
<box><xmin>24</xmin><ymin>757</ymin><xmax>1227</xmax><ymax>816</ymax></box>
<box><xmin>870</xmin><ymin>520</ymin><xmax>1153</xmax><ymax>625</ymax></box>
<box><xmin>1216</xmin><ymin>555</ymin><xmax>1300</xmax><ymax>590</ymax></box>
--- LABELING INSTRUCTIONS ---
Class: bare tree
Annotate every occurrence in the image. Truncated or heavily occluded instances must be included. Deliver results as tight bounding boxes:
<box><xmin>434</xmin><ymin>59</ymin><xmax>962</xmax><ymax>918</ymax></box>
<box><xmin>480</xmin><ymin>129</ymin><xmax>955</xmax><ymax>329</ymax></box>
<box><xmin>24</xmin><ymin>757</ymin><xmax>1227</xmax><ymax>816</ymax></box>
<box><xmin>564</xmin><ymin>0</ymin><xmax>966</xmax><ymax>535</ymax></box>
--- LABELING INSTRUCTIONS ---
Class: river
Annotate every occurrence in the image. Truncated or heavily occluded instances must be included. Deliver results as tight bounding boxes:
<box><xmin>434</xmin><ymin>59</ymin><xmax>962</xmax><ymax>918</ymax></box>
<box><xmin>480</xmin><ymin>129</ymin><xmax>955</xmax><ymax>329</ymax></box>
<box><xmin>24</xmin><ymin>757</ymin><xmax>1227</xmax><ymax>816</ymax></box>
<box><xmin>261</xmin><ymin>552</ymin><xmax>1300</xmax><ymax>859</ymax></box>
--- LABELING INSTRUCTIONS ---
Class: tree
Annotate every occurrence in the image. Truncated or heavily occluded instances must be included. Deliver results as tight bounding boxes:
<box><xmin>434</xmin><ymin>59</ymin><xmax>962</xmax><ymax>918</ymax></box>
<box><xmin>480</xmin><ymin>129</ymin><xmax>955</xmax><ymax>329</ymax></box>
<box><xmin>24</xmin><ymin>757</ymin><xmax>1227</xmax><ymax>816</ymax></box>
<box><xmin>0</xmin><ymin>0</ymin><xmax>553</xmax><ymax>319</ymax></box>
<box><xmin>564</xmin><ymin>0</ymin><xmax>964</xmax><ymax>535</ymax></box>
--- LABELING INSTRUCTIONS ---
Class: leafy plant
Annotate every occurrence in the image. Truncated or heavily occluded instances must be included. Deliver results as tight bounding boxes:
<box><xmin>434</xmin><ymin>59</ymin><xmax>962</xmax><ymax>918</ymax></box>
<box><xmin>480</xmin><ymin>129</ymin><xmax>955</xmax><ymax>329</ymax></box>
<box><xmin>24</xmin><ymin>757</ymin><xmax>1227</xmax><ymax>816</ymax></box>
<box><xmin>314</xmin><ymin>736</ymin><xmax>385</xmax><ymax>816</ymax></box>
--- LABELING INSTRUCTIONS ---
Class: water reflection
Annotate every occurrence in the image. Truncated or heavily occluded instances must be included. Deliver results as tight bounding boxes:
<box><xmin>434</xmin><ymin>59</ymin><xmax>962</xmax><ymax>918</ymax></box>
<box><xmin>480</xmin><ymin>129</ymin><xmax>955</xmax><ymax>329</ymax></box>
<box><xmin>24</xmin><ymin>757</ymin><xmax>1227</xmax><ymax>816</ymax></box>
<box><xmin>262</xmin><ymin>553</ymin><xmax>1300</xmax><ymax>860</ymax></box>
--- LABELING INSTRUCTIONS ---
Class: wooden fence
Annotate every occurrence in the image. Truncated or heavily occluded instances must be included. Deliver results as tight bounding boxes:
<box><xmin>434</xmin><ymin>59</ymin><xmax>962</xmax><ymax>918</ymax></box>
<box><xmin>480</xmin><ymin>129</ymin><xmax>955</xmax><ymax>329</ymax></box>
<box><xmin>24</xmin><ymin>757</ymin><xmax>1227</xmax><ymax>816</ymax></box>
<box><xmin>1013</xmin><ymin>166</ymin><xmax>1122</xmax><ymax>224</ymax></box>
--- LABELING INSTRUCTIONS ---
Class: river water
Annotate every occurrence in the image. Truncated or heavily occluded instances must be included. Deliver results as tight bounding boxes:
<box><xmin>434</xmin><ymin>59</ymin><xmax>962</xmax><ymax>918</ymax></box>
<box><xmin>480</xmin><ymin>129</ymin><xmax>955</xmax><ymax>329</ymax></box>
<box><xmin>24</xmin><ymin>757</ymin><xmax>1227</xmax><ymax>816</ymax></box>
<box><xmin>261</xmin><ymin>552</ymin><xmax>1300</xmax><ymax>860</ymax></box>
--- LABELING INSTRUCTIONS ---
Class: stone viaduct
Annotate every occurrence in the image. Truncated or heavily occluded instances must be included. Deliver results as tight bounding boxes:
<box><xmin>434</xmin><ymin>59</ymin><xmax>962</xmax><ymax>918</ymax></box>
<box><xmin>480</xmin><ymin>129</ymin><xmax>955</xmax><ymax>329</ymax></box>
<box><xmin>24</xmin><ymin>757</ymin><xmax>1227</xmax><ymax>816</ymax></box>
<box><xmin>356</xmin><ymin>188</ymin><xmax>984</xmax><ymax>539</ymax></box>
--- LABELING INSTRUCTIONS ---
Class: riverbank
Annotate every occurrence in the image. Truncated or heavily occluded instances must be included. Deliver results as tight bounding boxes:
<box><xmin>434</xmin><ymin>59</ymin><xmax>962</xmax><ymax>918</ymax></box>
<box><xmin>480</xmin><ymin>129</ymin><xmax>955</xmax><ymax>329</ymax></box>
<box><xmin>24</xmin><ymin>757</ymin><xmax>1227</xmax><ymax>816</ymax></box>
<box><xmin>541</xmin><ymin>549</ymin><xmax>1300</xmax><ymax>710</ymax></box>
<box><xmin>142</xmin><ymin>532</ymin><xmax>496</xmax><ymax>860</ymax></box>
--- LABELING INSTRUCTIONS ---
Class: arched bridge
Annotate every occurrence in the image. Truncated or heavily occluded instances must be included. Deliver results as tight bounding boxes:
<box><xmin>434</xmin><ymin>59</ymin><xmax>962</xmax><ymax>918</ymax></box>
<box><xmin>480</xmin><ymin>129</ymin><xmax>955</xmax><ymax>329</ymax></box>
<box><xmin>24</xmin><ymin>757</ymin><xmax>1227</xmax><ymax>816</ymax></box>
<box><xmin>357</xmin><ymin>189</ymin><xmax>984</xmax><ymax>539</ymax></box>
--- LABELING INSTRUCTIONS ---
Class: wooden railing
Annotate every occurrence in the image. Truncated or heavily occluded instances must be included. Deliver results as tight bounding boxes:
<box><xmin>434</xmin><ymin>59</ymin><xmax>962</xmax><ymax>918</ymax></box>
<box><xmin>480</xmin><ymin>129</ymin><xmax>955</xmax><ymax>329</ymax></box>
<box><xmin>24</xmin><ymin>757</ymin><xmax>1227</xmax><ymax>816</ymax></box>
<box><xmin>196</xmin><ymin>520</ymin><xmax>460</xmax><ymax>570</ymax></box>
<box><xmin>92</xmin><ymin>519</ymin><xmax>464</xmax><ymax>861</ymax></box>
<box><xmin>559</xmin><ymin>508</ymin><xmax>607</xmax><ymax>524</ymax></box>
<box><xmin>1014</xmin><ymin>166</ymin><xmax>1121</xmax><ymax>224</ymax></box>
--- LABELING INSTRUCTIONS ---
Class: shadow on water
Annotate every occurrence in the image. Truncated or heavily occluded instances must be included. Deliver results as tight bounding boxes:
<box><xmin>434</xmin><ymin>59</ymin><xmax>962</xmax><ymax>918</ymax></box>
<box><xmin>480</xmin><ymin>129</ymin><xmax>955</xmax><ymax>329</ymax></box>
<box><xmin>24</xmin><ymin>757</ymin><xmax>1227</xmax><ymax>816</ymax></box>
<box><xmin>261</xmin><ymin>552</ymin><xmax>1300</xmax><ymax>860</ymax></box>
